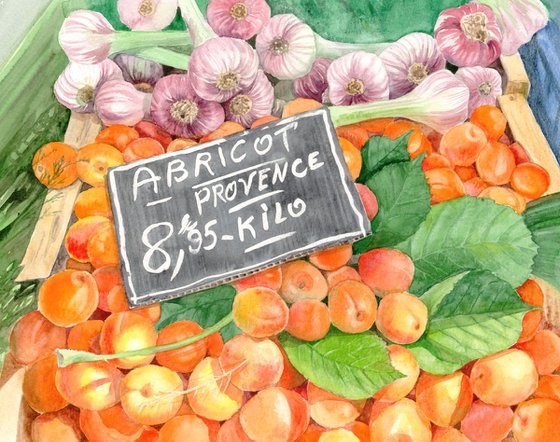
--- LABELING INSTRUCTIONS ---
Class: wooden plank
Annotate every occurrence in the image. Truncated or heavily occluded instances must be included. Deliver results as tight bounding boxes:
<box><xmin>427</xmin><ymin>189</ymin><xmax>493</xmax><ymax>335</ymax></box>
<box><xmin>498</xmin><ymin>93</ymin><xmax>560</xmax><ymax>194</ymax></box>
<box><xmin>16</xmin><ymin>113</ymin><xmax>102</xmax><ymax>282</ymax></box>
<box><xmin>501</xmin><ymin>53</ymin><xmax>531</xmax><ymax>97</ymax></box>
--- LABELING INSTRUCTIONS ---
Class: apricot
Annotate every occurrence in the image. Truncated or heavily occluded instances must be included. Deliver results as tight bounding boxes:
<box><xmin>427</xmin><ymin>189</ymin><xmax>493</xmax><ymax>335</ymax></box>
<box><xmin>134</xmin><ymin>303</ymin><xmax>161</xmax><ymax>323</ymax></box>
<box><xmin>160</xmin><ymin>415</ymin><xmax>213</xmax><ymax>442</ymax></box>
<box><xmin>515</xmin><ymin>277</ymin><xmax>544</xmax><ymax>342</ymax></box>
<box><xmin>512</xmin><ymin>398</ymin><xmax>560</xmax><ymax>442</ymax></box>
<box><xmin>369</xmin><ymin>398</ymin><xmax>432</xmax><ymax>442</ymax></box>
<box><xmin>463</xmin><ymin>177</ymin><xmax>488</xmax><ymax>197</ymax></box>
<box><xmin>166</xmin><ymin>137</ymin><xmax>198</xmax><ymax>152</ymax></box>
<box><xmin>328</xmin><ymin>280</ymin><xmax>377</xmax><ymax>334</ymax></box>
<box><xmin>156</xmin><ymin>320</ymin><xmax>207</xmax><ymax>373</ymax></box>
<box><xmin>454</xmin><ymin>165</ymin><xmax>477</xmax><ymax>181</ymax></box>
<box><xmin>120</xmin><ymin>365</ymin><xmax>184</xmax><ymax>425</ymax></box>
<box><xmin>296</xmin><ymin>423</ymin><xmax>324</xmax><ymax>442</ymax></box>
<box><xmin>470</xmin><ymin>105</ymin><xmax>507</xmax><ymax>141</ymax></box>
<box><xmin>56</xmin><ymin>361</ymin><xmax>123</xmax><ymax>410</ymax></box>
<box><xmin>220</xmin><ymin>335</ymin><xmax>284</xmax><ymax>391</ymax></box>
<box><xmin>470</xmin><ymin>349</ymin><xmax>538</xmax><ymax>406</ymax></box>
<box><xmin>460</xmin><ymin>400</ymin><xmax>513</xmax><ymax>442</ymax></box>
<box><xmin>87</xmin><ymin>222</ymin><xmax>120</xmax><ymax>268</ymax></box>
<box><xmin>199</xmin><ymin>121</ymin><xmax>245</xmax><ymax>143</ymax></box>
<box><xmin>324</xmin><ymin>266</ymin><xmax>361</xmax><ymax>290</ymax></box>
<box><xmin>358</xmin><ymin>248</ymin><xmax>414</xmax><ymax>297</ymax></box>
<box><xmin>339</xmin><ymin>137</ymin><xmax>362</xmax><ymax>180</ymax></box>
<box><xmin>233</xmin><ymin>266</ymin><xmax>282</xmax><ymax>292</ymax></box>
<box><xmin>232</xmin><ymin>287</ymin><xmax>289</xmax><ymax>338</ymax></box>
<box><xmin>356</xmin><ymin>118</ymin><xmax>394</xmax><ymax>135</ymax></box>
<box><xmin>22</xmin><ymin>354</ymin><xmax>68</xmax><ymax>413</ymax></box>
<box><xmin>479</xmin><ymin>186</ymin><xmax>525</xmax><ymax>214</ymax></box>
<box><xmin>439</xmin><ymin>122</ymin><xmax>487</xmax><ymax>166</ymax></box>
<box><xmin>535</xmin><ymin>374</ymin><xmax>560</xmax><ymax>402</ymax></box>
<box><xmin>516</xmin><ymin>330</ymin><xmax>560</xmax><ymax>375</ymax></box>
<box><xmin>9</xmin><ymin>310</ymin><xmax>66</xmax><ymax>365</ymax></box>
<box><xmin>345</xmin><ymin>421</ymin><xmax>370</xmax><ymax>442</ymax></box>
<box><xmin>510</xmin><ymin>162</ymin><xmax>551</xmax><ymax>199</ymax></box>
<box><xmin>206</xmin><ymin>331</ymin><xmax>225</xmax><ymax>357</ymax></box>
<box><xmin>336</xmin><ymin>124</ymin><xmax>369</xmax><ymax>150</ymax></box>
<box><xmin>355</xmin><ymin>183</ymin><xmax>379</xmax><ymax>220</ymax></box>
<box><xmin>309</xmin><ymin>244</ymin><xmax>353</xmax><ymax>271</ymax></box>
<box><xmin>422</xmin><ymin>153</ymin><xmax>452</xmax><ymax>172</ymax></box>
<box><xmin>282</xmin><ymin>98</ymin><xmax>322</xmax><ymax>118</ymax></box>
<box><xmin>77</xmin><ymin>142</ymin><xmax>124</xmax><ymax>187</ymax></box>
<box><xmin>80</xmin><ymin>405</ymin><xmax>144</xmax><ymax>442</ymax></box>
<box><xmin>123</xmin><ymin>137</ymin><xmax>165</xmax><ymax>162</ymax></box>
<box><xmin>275</xmin><ymin>337</ymin><xmax>306</xmax><ymax>389</ymax></box>
<box><xmin>92</xmin><ymin>266</ymin><xmax>123</xmax><ymax>312</ymax></box>
<box><xmin>32</xmin><ymin>142</ymin><xmax>78</xmax><ymax>189</ymax></box>
<box><xmin>38</xmin><ymin>270</ymin><xmax>98</xmax><ymax>327</ymax></box>
<box><xmin>319</xmin><ymin>429</ymin><xmax>359</xmax><ymax>442</ymax></box>
<box><xmin>509</xmin><ymin>142</ymin><xmax>530</xmax><ymax>164</ymax></box>
<box><xmin>99</xmin><ymin>311</ymin><xmax>158</xmax><ymax>369</ymax></box>
<box><xmin>134</xmin><ymin>120</ymin><xmax>172</xmax><ymax>148</ymax></box>
<box><xmin>286</xmin><ymin>299</ymin><xmax>331</xmax><ymax>341</ymax></box>
<box><xmin>475</xmin><ymin>141</ymin><xmax>516</xmax><ymax>185</ymax></box>
<box><xmin>280</xmin><ymin>260</ymin><xmax>329</xmax><ymax>303</ymax></box>
<box><xmin>187</xmin><ymin>357</ymin><xmax>244</xmax><ymax>421</ymax></box>
<box><xmin>383</xmin><ymin>120</ymin><xmax>432</xmax><ymax>159</ymax></box>
<box><xmin>251</xmin><ymin>115</ymin><xmax>280</xmax><ymax>128</ymax></box>
<box><xmin>103</xmin><ymin>285</ymin><xmax>130</xmax><ymax>313</ymax></box>
<box><xmin>307</xmin><ymin>383</ymin><xmax>362</xmax><ymax>428</ymax></box>
<box><xmin>65</xmin><ymin>215</ymin><xmax>111</xmax><ymax>262</ymax></box>
<box><xmin>432</xmin><ymin>427</ymin><xmax>470</xmax><ymax>442</ymax></box>
<box><xmin>67</xmin><ymin>319</ymin><xmax>103</xmax><ymax>353</ymax></box>
<box><xmin>425</xmin><ymin>168</ymin><xmax>466</xmax><ymax>204</ymax></box>
<box><xmin>239</xmin><ymin>387</ymin><xmax>310</xmax><ymax>442</ymax></box>
<box><xmin>96</xmin><ymin>124</ymin><xmax>140</xmax><ymax>152</ymax></box>
<box><xmin>136</xmin><ymin>427</ymin><xmax>160</xmax><ymax>442</ymax></box>
<box><xmin>415</xmin><ymin>371</ymin><xmax>473</xmax><ymax>427</ymax></box>
<box><xmin>376</xmin><ymin>292</ymin><xmax>428</xmax><ymax>344</ymax></box>
<box><xmin>74</xmin><ymin>187</ymin><xmax>113</xmax><ymax>218</ymax></box>
<box><xmin>31</xmin><ymin>408</ymin><xmax>81</xmax><ymax>442</ymax></box>
<box><xmin>217</xmin><ymin>414</ymin><xmax>253</xmax><ymax>441</ymax></box>
<box><xmin>374</xmin><ymin>345</ymin><xmax>419</xmax><ymax>401</ymax></box>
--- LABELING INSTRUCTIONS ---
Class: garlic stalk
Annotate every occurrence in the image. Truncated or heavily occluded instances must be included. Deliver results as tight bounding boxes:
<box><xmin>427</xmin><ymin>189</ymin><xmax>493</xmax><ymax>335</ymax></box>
<box><xmin>177</xmin><ymin>0</ymin><xmax>217</xmax><ymax>47</ymax></box>
<box><xmin>329</xmin><ymin>70</ymin><xmax>469</xmax><ymax>133</ymax></box>
<box><xmin>127</xmin><ymin>47</ymin><xmax>190</xmax><ymax>70</ymax></box>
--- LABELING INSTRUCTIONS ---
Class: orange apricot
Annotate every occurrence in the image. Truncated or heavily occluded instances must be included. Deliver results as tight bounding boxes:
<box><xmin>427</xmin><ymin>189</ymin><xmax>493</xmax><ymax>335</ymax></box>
<box><xmin>92</xmin><ymin>265</ymin><xmax>123</xmax><ymax>312</ymax></box>
<box><xmin>432</xmin><ymin>427</ymin><xmax>470</xmax><ymax>442</ymax></box>
<box><xmin>56</xmin><ymin>361</ymin><xmax>123</xmax><ymax>410</ymax></box>
<box><xmin>232</xmin><ymin>266</ymin><xmax>282</xmax><ymax>292</ymax></box>
<box><xmin>324</xmin><ymin>266</ymin><xmax>361</xmax><ymax>291</ymax></box>
<box><xmin>516</xmin><ymin>279</ymin><xmax>544</xmax><ymax>343</ymax></box>
<box><xmin>134</xmin><ymin>303</ymin><xmax>161</xmax><ymax>323</ymax></box>
<box><xmin>512</xmin><ymin>398</ymin><xmax>560</xmax><ymax>442</ymax></box>
<box><xmin>358</xmin><ymin>248</ymin><xmax>414</xmax><ymax>297</ymax></box>
<box><xmin>383</xmin><ymin>120</ymin><xmax>432</xmax><ymax>159</ymax></box>
<box><xmin>31</xmin><ymin>408</ymin><xmax>81</xmax><ymax>442</ymax></box>
<box><xmin>80</xmin><ymin>405</ymin><xmax>144</xmax><ymax>442</ymax></box>
<box><xmin>463</xmin><ymin>177</ymin><xmax>489</xmax><ymax>197</ymax></box>
<box><xmin>232</xmin><ymin>287</ymin><xmax>289</xmax><ymax>338</ymax></box>
<box><xmin>120</xmin><ymin>364</ymin><xmax>184</xmax><ymax>425</ymax></box>
<box><xmin>470</xmin><ymin>105</ymin><xmax>507</xmax><ymax>141</ymax></box>
<box><xmin>534</xmin><ymin>374</ymin><xmax>560</xmax><ymax>402</ymax></box>
<box><xmin>217</xmin><ymin>413</ymin><xmax>253</xmax><ymax>441</ymax></box>
<box><xmin>251</xmin><ymin>115</ymin><xmax>280</xmax><ymax>128</ymax></box>
<box><xmin>136</xmin><ymin>427</ymin><xmax>160</xmax><ymax>442</ymax></box>
<box><xmin>339</xmin><ymin>137</ymin><xmax>362</xmax><ymax>180</ymax></box>
<box><xmin>454</xmin><ymin>165</ymin><xmax>477</xmax><ymax>181</ymax></box>
<box><xmin>123</xmin><ymin>137</ymin><xmax>165</xmax><ymax>162</ymax></box>
<box><xmin>425</xmin><ymin>167</ymin><xmax>466</xmax><ymax>204</ymax></box>
<box><xmin>460</xmin><ymin>399</ymin><xmax>513</xmax><ymax>442</ymax></box>
<box><xmin>239</xmin><ymin>387</ymin><xmax>310</xmax><ymax>442</ymax></box>
<box><xmin>156</xmin><ymin>320</ymin><xmax>208</xmax><ymax>373</ymax></box>
<box><xmin>307</xmin><ymin>383</ymin><xmax>363</xmax><ymax>429</ymax></box>
<box><xmin>357</xmin><ymin>118</ymin><xmax>394</xmax><ymax>135</ymax></box>
<box><xmin>275</xmin><ymin>337</ymin><xmax>306</xmax><ymax>389</ymax></box>
<box><xmin>282</xmin><ymin>98</ymin><xmax>322</xmax><ymax>117</ymax></box>
<box><xmin>336</xmin><ymin>124</ymin><xmax>370</xmax><ymax>150</ymax></box>
<box><xmin>328</xmin><ymin>280</ymin><xmax>377</xmax><ymax>333</ymax></box>
<box><xmin>95</xmin><ymin>124</ymin><xmax>139</xmax><ymax>152</ymax></box>
<box><xmin>369</xmin><ymin>398</ymin><xmax>432</xmax><ymax>442</ymax></box>
<box><xmin>509</xmin><ymin>142</ymin><xmax>530</xmax><ymax>165</ymax></box>
<box><xmin>99</xmin><ymin>311</ymin><xmax>158</xmax><ymax>369</ymax></box>
<box><xmin>296</xmin><ymin>423</ymin><xmax>324</xmax><ymax>442</ymax></box>
<box><xmin>166</xmin><ymin>137</ymin><xmax>198</xmax><ymax>152</ymax></box>
<box><xmin>345</xmin><ymin>421</ymin><xmax>370</xmax><ymax>442</ymax></box>
<box><xmin>376</xmin><ymin>292</ymin><xmax>428</xmax><ymax>344</ymax></box>
<box><xmin>439</xmin><ymin>122</ymin><xmax>487</xmax><ymax>166</ymax></box>
<box><xmin>422</xmin><ymin>153</ymin><xmax>452</xmax><ymax>172</ymax></box>
<box><xmin>516</xmin><ymin>330</ymin><xmax>560</xmax><ymax>375</ymax></box>
<box><xmin>470</xmin><ymin>349</ymin><xmax>538</xmax><ymax>406</ymax></box>
<box><xmin>74</xmin><ymin>187</ymin><xmax>113</xmax><ymax>218</ymax></box>
<box><xmin>104</xmin><ymin>285</ymin><xmax>130</xmax><ymax>313</ymax></box>
<box><xmin>479</xmin><ymin>186</ymin><xmax>526</xmax><ymax>214</ymax></box>
<box><xmin>355</xmin><ymin>183</ymin><xmax>379</xmax><ymax>220</ymax></box>
<box><xmin>9</xmin><ymin>310</ymin><xmax>66</xmax><ymax>365</ymax></box>
<box><xmin>319</xmin><ymin>429</ymin><xmax>360</xmax><ymax>442</ymax></box>
<box><xmin>415</xmin><ymin>371</ymin><xmax>473</xmax><ymax>427</ymax></box>
<box><xmin>134</xmin><ymin>120</ymin><xmax>172</xmax><ymax>148</ymax></box>
<box><xmin>510</xmin><ymin>162</ymin><xmax>551</xmax><ymax>199</ymax></box>
<box><xmin>187</xmin><ymin>357</ymin><xmax>244</xmax><ymax>421</ymax></box>
<box><xmin>32</xmin><ymin>142</ymin><xmax>78</xmax><ymax>189</ymax></box>
<box><xmin>220</xmin><ymin>335</ymin><xmax>284</xmax><ymax>391</ymax></box>
<box><xmin>65</xmin><ymin>215</ymin><xmax>112</xmax><ymax>262</ymax></box>
<box><xmin>77</xmin><ymin>142</ymin><xmax>124</xmax><ymax>187</ymax></box>
<box><xmin>280</xmin><ymin>260</ymin><xmax>329</xmax><ymax>303</ymax></box>
<box><xmin>475</xmin><ymin>141</ymin><xmax>516</xmax><ymax>185</ymax></box>
<box><xmin>38</xmin><ymin>270</ymin><xmax>98</xmax><ymax>327</ymax></box>
<box><xmin>373</xmin><ymin>345</ymin><xmax>419</xmax><ymax>402</ymax></box>
<box><xmin>67</xmin><ymin>319</ymin><xmax>103</xmax><ymax>353</ymax></box>
<box><xmin>87</xmin><ymin>223</ymin><xmax>120</xmax><ymax>268</ymax></box>
<box><xmin>160</xmin><ymin>415</ymin><xmax>214</xmax><ymax>442</ymax></box>
<box><xmin>206</xmin><ymin>331</ymin><xmax>225</xmax><ymax>357</ymax></box>
<box><xmin>199</xmin><ymin>121</ymin><xmax>245</xmax><ymax>143</ymax></box>
<box><xmin>23</xmin><ymin>354</ymin><xmax>68</xmax><ymax>413</ymax></box>
<box><xmin>286</xmin><ymin>299</ymin><xmax>331</xmax><ymax>341</ymax></box>
<box><xmin>309</xmin><ymin>244</ymin><xmax>353</xmax><ymax>271</ymax></box>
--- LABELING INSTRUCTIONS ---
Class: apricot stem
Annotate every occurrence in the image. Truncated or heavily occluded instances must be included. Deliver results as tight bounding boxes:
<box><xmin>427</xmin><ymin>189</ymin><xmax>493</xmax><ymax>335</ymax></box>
<box><xmin>56</xmin><ymin>312</ymin><xmax>234</xmax><ymax>367</ymax></box>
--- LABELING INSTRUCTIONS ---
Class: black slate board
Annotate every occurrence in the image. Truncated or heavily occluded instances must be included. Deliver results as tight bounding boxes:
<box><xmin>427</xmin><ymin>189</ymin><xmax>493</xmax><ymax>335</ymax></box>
<box><xmin>108</xmin><ymin>107</ymin><xmax>371</xmax><ymax>307</ymax></box>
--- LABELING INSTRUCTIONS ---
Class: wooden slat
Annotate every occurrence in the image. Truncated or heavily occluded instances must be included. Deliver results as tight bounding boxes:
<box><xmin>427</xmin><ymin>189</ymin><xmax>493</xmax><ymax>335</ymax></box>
<box><xmin>501</xmin><ymin>53</ymin><xmax>531</xmax><ymax>97</ymax></box>
<box><xmin>16</xmin><ymin>113</ymin><xmax>102</xmax><ymax>282</ymax></box>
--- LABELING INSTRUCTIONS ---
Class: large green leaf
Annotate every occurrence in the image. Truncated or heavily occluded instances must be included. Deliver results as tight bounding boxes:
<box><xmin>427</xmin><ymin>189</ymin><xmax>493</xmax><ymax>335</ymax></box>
<box><xmin>406</xmin><ymin>271</ymin><xmax>534</xmax><ymax>374</ymax></box>
<box><xmin>353</xmin><ymin>155</ymin><xmax>431</xmax><ymax>254</ymax></box>
<box><xmin>279</xmin><ymin>329</ymin><xmax>403</xmax><ymax>400</ymax></box>
<box><xmin>357</xmin><ymin>133</ymin><xmax>411</xmax><ymax>184</ymax></box>
<box><xmin>396</xmin><ymin>197</ymin><xmax>538</xmax><ymax>294</ymax></box>
<box><xmin>156</xmin><ymin>285</ymin><xmax>241</xmax><ymax>342</ymax></box>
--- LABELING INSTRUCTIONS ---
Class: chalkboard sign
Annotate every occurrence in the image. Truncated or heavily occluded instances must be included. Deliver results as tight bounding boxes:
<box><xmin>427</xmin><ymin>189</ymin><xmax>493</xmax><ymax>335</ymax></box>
<box><xmin>108</xmin><ymin>107</ymin><xmax>371</xmax><ymax>307</ymax></box>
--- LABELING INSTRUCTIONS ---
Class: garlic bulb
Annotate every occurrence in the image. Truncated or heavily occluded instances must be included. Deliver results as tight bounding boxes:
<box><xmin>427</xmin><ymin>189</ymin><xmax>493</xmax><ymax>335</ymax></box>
<box><xmin>293</xmin><ymin>58</ymin><xmax>332</xmax><ymax>102</ymax></box>
<box><xmin>207</xmin><ymin>0</ymin><xmax>271</xmax><ymax>40</ymax></box>
<box><xmin>224</xmin><ymin>70</ymin><xmax>274</xmax><ymax>127</ymax></box>
<box><xmin>117</xmin><ymin>0</ymin><xmax>178</xmax><ymax>31</ymax></box>
<box><xmin>455</xmin><ymin>66</ymin><xmax>502</xmax><ymax>114</ymax></box>
<box><xmin>94</xmin><ymin>80</ymin><xmax>151</xmax><ymax>126</ymax></box>
<box><xmin>113</xmin><ymin>53</ymin><xmax>164</xmax><ymax>92</ymax></box>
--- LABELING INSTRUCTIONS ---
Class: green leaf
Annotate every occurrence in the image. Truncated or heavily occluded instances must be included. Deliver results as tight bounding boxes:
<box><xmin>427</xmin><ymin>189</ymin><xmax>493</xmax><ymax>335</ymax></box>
<box><xmin>406</xmin><ymin>271</ymin><xmax>535</xmax><ymax>374</ymax></box>
<box><xmin>279</xmin><ymin>329</ymin><xmax>403</xmax><ymax>400</ymax></box>
<box><xmin>156</xmin><ymin>285</ymin><xmax>241</xmax><ymax>342</ymax></box>
<box><xmin>524</xmin><ymin>194</ymin><xmax>560</xmax><ymax>291</ymax></box>
<box><xmin>353</xmin><ymin>155</ymin><xmax>431</xmax><ymax>254</ymax></box>
<box><xmin>396</xmin><ymin>197</ymin><xmax>538</xmax><ymax>294</ymax></box>
<box><xmin>357</xmin><ymin>133</ymin><xmax>411</xmax><ymax>184</ymax></box>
